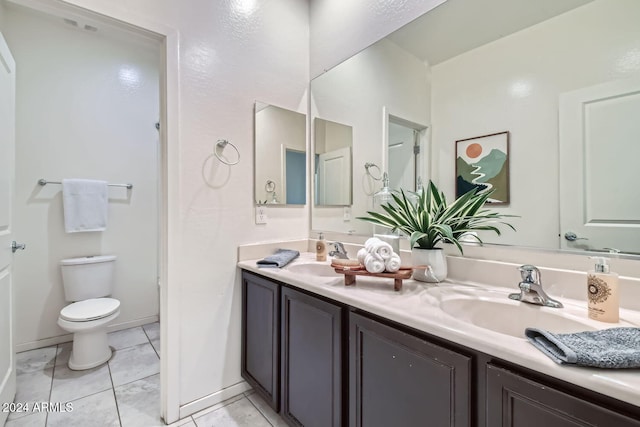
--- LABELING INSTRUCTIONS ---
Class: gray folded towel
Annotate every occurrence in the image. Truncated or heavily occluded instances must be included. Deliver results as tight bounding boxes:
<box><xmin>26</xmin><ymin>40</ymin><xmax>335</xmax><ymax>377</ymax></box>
<box><xmin>256</xmin><ymin>249</ymin><xmax>300</xmax><ymax>268</ymax></box>
<box><xmin>525</xmin><ymin>327</ymin><xmax>640</xmax><ymax>369</ymax></box>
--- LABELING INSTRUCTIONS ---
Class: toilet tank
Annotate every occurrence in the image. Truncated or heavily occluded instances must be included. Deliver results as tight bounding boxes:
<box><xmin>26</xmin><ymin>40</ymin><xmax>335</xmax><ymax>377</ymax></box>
<box><xmin>60</xmin><ymin>255</ymin><xmax>116</xmax><ymax>302</ymax></box>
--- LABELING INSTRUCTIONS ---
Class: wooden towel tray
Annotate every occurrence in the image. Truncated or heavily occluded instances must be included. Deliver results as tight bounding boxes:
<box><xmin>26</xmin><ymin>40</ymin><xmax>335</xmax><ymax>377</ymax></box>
<box><xmin>331</xmin><ymin>262</ymin><xmax>413</xmax><ymax>291</ymax></box>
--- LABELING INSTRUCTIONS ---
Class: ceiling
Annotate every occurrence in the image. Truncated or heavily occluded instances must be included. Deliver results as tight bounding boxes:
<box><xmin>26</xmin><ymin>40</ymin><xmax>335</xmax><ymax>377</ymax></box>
<box><xmin>387</xmin><ymin>0</ymin><xmax>595</xmax><ymax>65</ymax></box>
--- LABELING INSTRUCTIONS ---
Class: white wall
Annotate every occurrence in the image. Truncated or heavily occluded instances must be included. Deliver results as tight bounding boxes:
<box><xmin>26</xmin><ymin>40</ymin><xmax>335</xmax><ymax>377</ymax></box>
<box><xmin>311</xmin><ymin>38</ymin><xmax>430</xmax><ymax>234</ymax></box>
<box><xmin>431</xmin><ymin>0</ymin><xmax>640</xmax><ymax>248</ymax></box>
<box><xmin>5</xmin><ymin>6</ymin><xmax>160</xmax><ymax>349</ymax></box>
<box><xmin>310</xmin><ymin>0</ymin><xmax>445</xmax><ymax>78</ymax></box>
<box><xmin>55</xmin><ymin>0</ymin><xmax>310</xmax><ymax>412</ymax></box>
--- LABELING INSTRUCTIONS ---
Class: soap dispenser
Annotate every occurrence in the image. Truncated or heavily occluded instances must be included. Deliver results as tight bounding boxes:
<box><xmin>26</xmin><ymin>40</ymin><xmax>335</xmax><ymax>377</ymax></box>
<box><xmin>587</xmin><ymin>256</ymin><xmax>619</xmax><ymax>323</ymax></box>
<box><xmin>316</xmin><ymin>232</ymin><xmax>327</xmax><ymax>261</ymax></box>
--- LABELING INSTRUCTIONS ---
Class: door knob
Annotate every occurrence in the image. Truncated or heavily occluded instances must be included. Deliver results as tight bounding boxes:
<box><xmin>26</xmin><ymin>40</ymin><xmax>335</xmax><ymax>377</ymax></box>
<box><xmin>564</xmin><ymin>232</ymin><xmax>588</xmax><ymax>242</ymax></box>
<box><xmin>11</xmin><ymin>241</ymin><xmax>26</xmax><ymax>253</ymax></box>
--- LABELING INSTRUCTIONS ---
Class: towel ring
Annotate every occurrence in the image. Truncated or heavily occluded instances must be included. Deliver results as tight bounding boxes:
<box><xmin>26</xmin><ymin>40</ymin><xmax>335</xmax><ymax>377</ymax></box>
<box><xmin>214</xmin><ymin>139</ymin><xmax>240</xmax><ymax>166</ymax></box>
<box><xmin>265</xmin><ymin>180</ymin><xmax>276</xmax><ymax>193</ymax></box>
<box><xmin>364</xmin><ymin>162</ymin><xmax>382</xmax><ymax>181</ymax></box>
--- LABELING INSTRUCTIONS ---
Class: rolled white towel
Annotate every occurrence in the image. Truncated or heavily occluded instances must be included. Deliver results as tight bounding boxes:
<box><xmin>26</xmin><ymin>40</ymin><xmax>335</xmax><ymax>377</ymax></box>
<box><xmin>364</xmin><ymin>253</ymin><xmax>385</xmax><ymax>273</ymax></box>
<box><xmin>357</xmin><ymin>248</ymin><xmax>368</xmax><ymax>265</ymax></box>
<box><xmin>371</xmin><ymin>241</ymin><xmax>393</xmax><ymax>260</ymax></box>
<box><xmin>364</xmin><ymin>237</ymin><xmax>382</xmax><ymax>251</ymax></box>
<box><xmin>385</xmin><ymin>253</ymin><xmax>401</xmax><ymax>273</ymax></box>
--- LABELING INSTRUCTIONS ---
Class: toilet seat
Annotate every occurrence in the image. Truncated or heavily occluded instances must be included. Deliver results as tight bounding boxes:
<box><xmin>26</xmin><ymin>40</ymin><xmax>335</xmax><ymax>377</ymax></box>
<box><xmin>60</xmin><ymin>298</ymin><xmax>120</xmax><ymax>322</ymax></box>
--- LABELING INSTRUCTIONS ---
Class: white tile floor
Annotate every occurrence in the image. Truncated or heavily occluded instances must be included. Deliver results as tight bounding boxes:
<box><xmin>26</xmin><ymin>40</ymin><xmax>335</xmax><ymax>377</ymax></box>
<box><xmin>6</xmin><ymin>323</ymin><xmax>287</xmax><ymax>427</ymax></box>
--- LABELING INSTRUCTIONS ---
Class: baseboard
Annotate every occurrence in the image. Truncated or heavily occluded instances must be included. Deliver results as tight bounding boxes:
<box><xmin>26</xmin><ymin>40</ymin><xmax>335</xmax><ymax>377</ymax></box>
<box><xmin>178</xmin><ymin>380</ymin><xmax>251</xmax><ymax>419</ymax></box>
<box><xmin>15</xmin><ymin>315</ymin><xmax>160</xmax><ymax>353</ymax></box>
<box><xmin>106</xmin><ymin>315</ymin><xmax>159</xmax><ymax>333</ymax></box>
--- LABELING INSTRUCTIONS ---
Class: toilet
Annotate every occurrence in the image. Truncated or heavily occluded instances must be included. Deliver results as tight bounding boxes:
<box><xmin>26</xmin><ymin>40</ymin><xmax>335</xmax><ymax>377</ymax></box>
<box><xmin>57</xmin><ymin>255</ymin><xmax>120</xmax><ymax>370</ymax></box>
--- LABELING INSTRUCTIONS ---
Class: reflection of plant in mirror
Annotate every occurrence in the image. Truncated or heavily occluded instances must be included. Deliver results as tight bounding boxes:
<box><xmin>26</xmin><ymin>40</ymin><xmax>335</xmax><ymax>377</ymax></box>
<box><xmin>357</xmin><ymin>180</ymin><xmax>516</xmax><ymax>254</ymax></box>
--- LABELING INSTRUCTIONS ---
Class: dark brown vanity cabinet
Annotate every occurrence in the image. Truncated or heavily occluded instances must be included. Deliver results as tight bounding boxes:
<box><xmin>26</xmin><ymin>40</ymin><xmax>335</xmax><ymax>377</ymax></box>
<box><xmin>487</xmin><ymin>364</ymin><xmax>640</xmax><ymax>427</ymax></box>
<box><xmin>241</xmin><ymin>271</ymin><xmax>343</xmax><ymax>425</ymax></box>
<box><xmin>349</xmin><ymin>312</ymin><xmax>472</xmax><ymax>427</ymax></box>
<box><xmin>241</xmin><ymin>272</ymin><xmax>280</xmax><ymax>410</ymax></box>
<box><xmin>242</xmin><ymin>271</ymin><xmax>640</xmax><ymax>427</ymax></box>
<box><xmin>281</xmin><ymin>286</ymin><xmax>343</xmax><ymax>427</ymax></box>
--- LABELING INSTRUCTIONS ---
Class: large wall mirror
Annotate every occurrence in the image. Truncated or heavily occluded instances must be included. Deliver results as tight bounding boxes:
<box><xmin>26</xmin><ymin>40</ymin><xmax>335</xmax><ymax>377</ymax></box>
<box><xmin>310</xmin><ymin>0</ymin><xmax>640</xmax><ymax>255</ymax></box>
<box><xmin>255</xmin><ymin>102</ymin><xmax>306</xmax><ymax>205</ymax></box>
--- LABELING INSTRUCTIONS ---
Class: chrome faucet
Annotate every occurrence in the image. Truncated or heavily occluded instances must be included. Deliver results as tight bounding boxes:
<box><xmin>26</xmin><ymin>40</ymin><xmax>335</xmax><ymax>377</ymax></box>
<box><xmin>508</xmin><ymin>265</ymin><xmax>563</xmax><ymax>308</ymax></box>
<box><xmin>328</xmin><ymin>242</ymin><xmax>349</xmax><ymax>259</ymax></box>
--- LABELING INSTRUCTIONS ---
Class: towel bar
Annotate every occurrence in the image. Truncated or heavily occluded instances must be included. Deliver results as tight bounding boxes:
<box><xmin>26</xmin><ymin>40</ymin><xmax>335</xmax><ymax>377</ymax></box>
<box><xmin>38</xmin><ymin>179</ymin><xmax>133</xmax><ymax>189</ymax></box>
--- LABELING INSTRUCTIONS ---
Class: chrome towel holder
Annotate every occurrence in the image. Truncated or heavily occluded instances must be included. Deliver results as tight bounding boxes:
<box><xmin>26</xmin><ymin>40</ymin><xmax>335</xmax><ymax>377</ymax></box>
<box><xmin>214</xmin><ymin>139</ymin><xmax>240</xmax><ymax>165</ymax></box>
<box><xmin>38</xmin><ymin>179</ymin><xmax>133</xmax><ymax>189</ymax></box>
<box><xmin>364</xmin><ymin>162</ymin><xmax>382</xmax><ymax>180</ymax></box>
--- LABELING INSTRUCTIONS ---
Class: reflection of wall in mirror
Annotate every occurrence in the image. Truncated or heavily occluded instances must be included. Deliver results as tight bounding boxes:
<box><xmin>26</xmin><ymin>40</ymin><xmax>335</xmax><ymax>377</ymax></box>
<box><xmin>431</xmin><ymin>0</ymin><xmax>640</xmax><ymax>249</ymax></box>
<box><xmin>311</xmin><ymin>38</ymin><xmax>430</xmax><ymax>234</ymax></box>
<box><xmin>255</xmin><ymin>104</ymin><xmax>306</xmax><ymax>204</ymax></box>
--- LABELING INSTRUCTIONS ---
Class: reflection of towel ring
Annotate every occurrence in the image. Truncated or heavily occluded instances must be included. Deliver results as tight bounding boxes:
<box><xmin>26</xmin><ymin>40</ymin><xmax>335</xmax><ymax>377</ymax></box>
<box><xmin>214</xmin><ymin>139</ymin><xmax>240</xmax><ymax>165</ymax></box>
<box><xmin>265</xmin><ymin>180</ymin><xmax>276</xmax><ymax>192</ymax></box>
<box><xmin>364</xmin><ymin>162</ymin><xmax>382</xmax><ymax>180</ymax></box>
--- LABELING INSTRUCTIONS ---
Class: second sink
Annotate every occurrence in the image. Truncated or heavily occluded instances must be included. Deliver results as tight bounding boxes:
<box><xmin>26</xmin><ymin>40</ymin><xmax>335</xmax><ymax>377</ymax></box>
<box><xmin>286</xmin><ymin>263</ymin><xmax>341</xmax><ymax>278</ymax></box>
<box><xmin>439</xmin><ymin>295</ymin><xmax>596</xmax><ymax>338</ymax></box>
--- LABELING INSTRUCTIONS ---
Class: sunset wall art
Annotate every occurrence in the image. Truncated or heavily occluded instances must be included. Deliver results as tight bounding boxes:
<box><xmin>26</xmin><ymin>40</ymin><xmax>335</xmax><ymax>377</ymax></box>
<box><xmin>455</xmin><ymin>131</ymin><xmax>510</xmax><ymax>204</ymax></box>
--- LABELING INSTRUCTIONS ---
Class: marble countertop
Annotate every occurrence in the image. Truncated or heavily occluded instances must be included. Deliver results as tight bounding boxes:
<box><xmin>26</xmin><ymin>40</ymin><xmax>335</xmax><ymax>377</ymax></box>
<box><xmin>238</xmin><ymin>252</ymin><xmax>640</xmax><ymax>408</ymax></box>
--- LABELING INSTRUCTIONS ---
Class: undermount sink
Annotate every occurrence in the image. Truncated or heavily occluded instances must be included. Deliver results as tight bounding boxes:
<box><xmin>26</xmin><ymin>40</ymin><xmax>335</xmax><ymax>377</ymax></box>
<box><xmin>285</xmin><ymin>263</ymin><xmax>341</xmax><ymax>278</ymax></box>
<box><xmin>438</xmin><ymin>293</ymin><xmax>596</xmax><ymax>338</ymax></box>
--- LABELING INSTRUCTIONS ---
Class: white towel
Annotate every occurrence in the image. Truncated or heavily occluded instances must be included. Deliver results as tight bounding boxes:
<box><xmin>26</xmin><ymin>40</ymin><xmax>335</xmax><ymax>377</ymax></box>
<box><xmin>364</xmin><ymin>237</ymin><xmax>382</xmax><ymax>251</ymax></box>
<box><xmin>385</xmin><ymin>253</ymin><xmax>401</xmax><ymax>273</ymax></box>
<box><xmin>62</xmin><ymin>179</ymin><xmax>108</xmax><ymax>233</ymax></box>
<box><xmin>364</xmin><ymin>253</ymin><xmax>385</xmax><ymax>273</ymax></box>
<box><xmin>370</xmin><ymin>241</ymin><xmax>393</xmax><ymax>260</ymax></box>
<box><xmin>357</xmin><ymin>248</ymin><xmax>368</xmax><ymax>265</ymax></box>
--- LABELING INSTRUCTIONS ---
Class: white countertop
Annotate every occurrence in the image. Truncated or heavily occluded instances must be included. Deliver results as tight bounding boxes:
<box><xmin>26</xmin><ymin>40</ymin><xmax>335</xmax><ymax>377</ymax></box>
<box><xmin>238</xmin><ymin>252</ymin><xmax>640</xmax><ymax>408</ymax></box>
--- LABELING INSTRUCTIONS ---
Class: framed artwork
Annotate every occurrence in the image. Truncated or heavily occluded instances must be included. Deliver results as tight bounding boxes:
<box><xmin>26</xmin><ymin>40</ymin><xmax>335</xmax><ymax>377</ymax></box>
<box><xmin>455</xmin><ymin>131</ymin><xmax>510</xmax><ymax>204</ymax></box>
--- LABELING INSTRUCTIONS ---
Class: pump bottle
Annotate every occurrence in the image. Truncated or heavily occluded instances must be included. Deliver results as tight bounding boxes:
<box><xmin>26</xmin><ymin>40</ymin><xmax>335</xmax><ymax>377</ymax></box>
<box><xmin>316</xmin><ymin>232</ymin><xmax>327</xmax><ymax>261</ymax></box>
<box><xmin>587</xmin><ymin>257</ymin><xmax>619</xmax><ymax>323</ymax></box>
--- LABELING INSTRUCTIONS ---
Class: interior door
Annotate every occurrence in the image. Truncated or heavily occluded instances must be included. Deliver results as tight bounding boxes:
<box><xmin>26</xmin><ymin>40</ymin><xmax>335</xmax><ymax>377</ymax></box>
<box><xmin>559</xmin><ymin>77</ymin><xmax>640</xmax><ymax>254</ymax></box>
<box><xmin>317</xmin><ymin>146</ymin><xmax>351</xmax><ymax>205</ymax></box>
<box><xmin>388</xmin><ymin>122</ymin><xmax>416</xmax><ymax>191</ymax></box>
<box><xmin>0</xmin><ymin>31</ymin><xmax>17</xmax><ymax>425</ymax></box>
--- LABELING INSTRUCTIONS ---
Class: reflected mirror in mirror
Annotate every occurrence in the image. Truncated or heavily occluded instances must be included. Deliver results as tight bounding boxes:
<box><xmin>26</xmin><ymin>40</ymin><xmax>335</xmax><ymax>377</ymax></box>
<box><xmin>314</xmin><ymin>118</ymin><xmax>353</xmax><ymax>206</ymax></box>
<box><xmin>310</xmin><ymin>0</ymin><xmax>640</xmax><ymax>255</ymax></box>
<box><xmin>254</xmin><ymin>102</ymin><xmax>306</xmax><ymax>205</ymax></box>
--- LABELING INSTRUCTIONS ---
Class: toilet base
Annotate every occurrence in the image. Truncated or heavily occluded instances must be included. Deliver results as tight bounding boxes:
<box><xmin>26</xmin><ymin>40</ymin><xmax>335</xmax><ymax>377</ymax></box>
<box><xmin>69</xmin><ymin>330</ymin><xmax>113</xmax><ymax>370</ymax></box>
<box><xmin>58</xmin><ymin>310</ymin><xmax>120</xmax><ymax>371</ymax></box>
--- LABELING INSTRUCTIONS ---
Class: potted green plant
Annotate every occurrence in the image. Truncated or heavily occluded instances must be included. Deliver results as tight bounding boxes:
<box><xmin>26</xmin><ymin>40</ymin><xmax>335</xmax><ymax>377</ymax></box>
<box><xmin>357</xmin><ymin>180</ymin><xmax>515</xmax><ymax>282</ymax></box>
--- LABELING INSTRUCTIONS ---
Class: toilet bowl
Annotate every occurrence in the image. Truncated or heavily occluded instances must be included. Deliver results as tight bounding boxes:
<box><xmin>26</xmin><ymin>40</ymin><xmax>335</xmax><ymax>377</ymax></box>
<box><xmin>57</xmin><ymin>255</ymin><xmax>120</xmax><ymax>370</ymax></box>
<box><xmin>58</xmin><ymin>298</ymin><xmax>120</xmax><ymax>370</ymax></box>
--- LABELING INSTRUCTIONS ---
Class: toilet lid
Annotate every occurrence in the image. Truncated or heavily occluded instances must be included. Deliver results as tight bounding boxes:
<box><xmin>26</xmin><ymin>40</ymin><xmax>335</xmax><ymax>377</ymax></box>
<box><xmin>60</xmin><ymin>298</ymin><xmax>120</xmax><ymax>322</ymax></box>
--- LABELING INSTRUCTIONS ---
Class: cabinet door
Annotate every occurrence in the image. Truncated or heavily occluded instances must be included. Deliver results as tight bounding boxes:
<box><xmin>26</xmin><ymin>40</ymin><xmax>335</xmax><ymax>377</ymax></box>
<box><xmin>242</xmin><ymin>272</ymin><xmax>280</xmax><ymax>410</ymax></box>
<box><xmin>349</xmin><ymin>312</ymin><xmax>471</xmax><ymax>427</ymax></box>
<box><xmin>486</xmin><ymin>364</ymin><xmax>640</xmax><ymax>427</ymax></box>
<box><xmin>281</xmin><ymin>286</ymin><xmax>343</xmax><ymax>427</ymax></box>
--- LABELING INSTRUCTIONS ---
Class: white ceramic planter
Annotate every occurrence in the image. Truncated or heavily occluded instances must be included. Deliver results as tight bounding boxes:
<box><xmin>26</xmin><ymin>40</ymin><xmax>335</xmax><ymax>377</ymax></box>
<box><xmin>411</xmin><ymin>248</ymin><xmax>447</xmax><ymax>282</ymax></box>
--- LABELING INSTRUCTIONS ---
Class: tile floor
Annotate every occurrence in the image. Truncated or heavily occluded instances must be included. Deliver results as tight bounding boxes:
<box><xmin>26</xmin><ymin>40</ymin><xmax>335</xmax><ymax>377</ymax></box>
<box><xmin>6</xmin><ymin>323</ymin><xmax>287</xmax><ymax>427</ymax></box>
